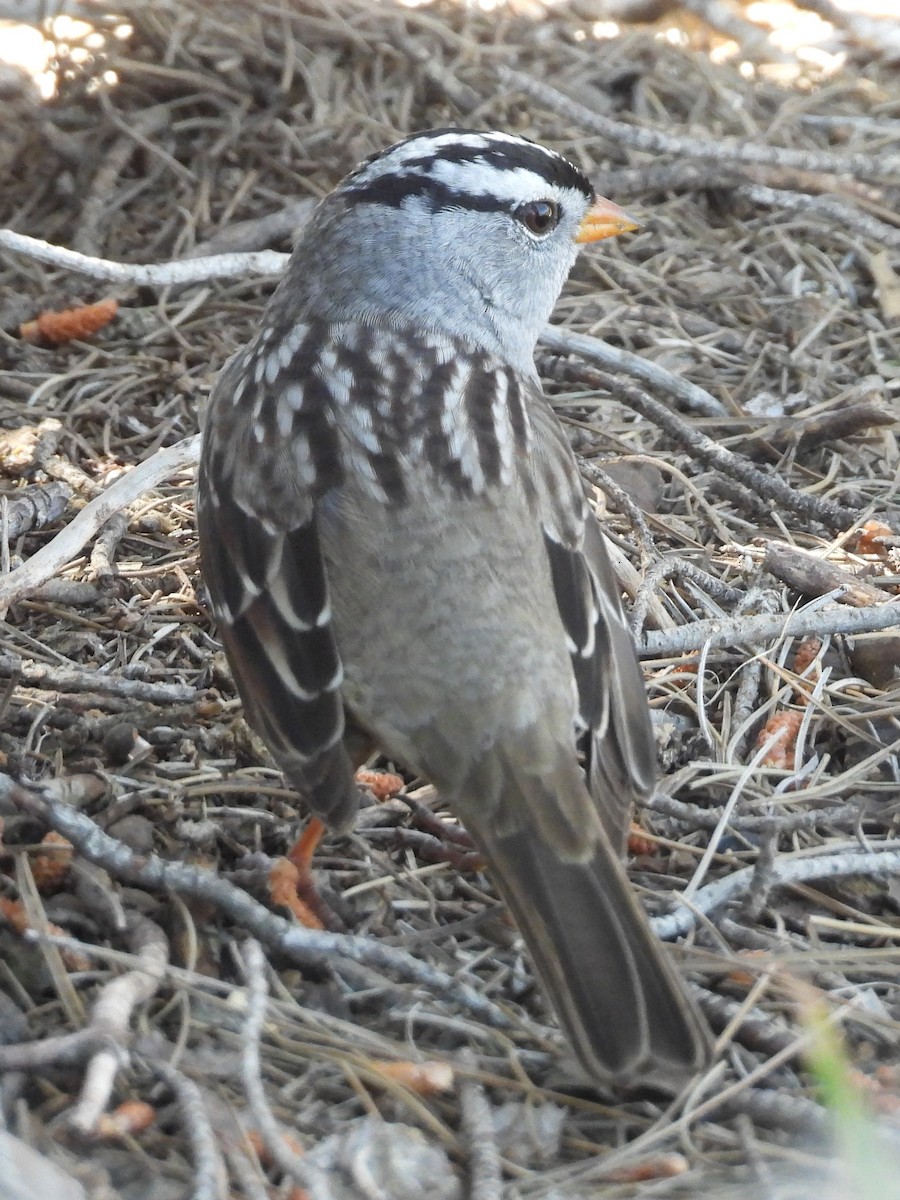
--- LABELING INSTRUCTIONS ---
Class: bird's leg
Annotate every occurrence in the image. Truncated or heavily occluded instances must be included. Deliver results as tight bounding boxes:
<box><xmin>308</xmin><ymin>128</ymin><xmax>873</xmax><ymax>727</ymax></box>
<box><xmin>269</xmin><ymin>816</ymin><xmax>337</xmax><ymax>929</ymax></box>
<box><xmin>288</xmin><ymin>814</ymin><xmax>327</xmax><ymax>875</ymax></box>
<box><xmin>270</xmin><ymin>764</ymin><xmax>402</xmax><ymax>928</ymax></box>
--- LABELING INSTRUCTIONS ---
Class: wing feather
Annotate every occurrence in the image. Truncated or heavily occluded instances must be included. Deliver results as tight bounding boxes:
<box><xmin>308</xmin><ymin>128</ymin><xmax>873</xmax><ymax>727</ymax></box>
<box><xmin>529</xmin><ymin>395</ymin><xmax>657</xmax><ymax>849</ymax></box>
<box><xmin>197</xmin><ymin>333</ymin><xmax>358</xmax><ymax>829</ymax></box>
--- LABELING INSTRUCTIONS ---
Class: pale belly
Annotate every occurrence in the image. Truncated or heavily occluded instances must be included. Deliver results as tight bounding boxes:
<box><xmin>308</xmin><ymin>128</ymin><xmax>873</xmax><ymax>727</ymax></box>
<box><xmin>317</xmin><ymin>480</ymin><xmax>578</xmax><ymax>776</ymax></box>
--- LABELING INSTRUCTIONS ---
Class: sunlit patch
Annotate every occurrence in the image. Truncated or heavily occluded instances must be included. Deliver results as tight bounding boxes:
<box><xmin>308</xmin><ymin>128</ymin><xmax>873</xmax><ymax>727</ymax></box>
<box><xmin>709</xmin><ymin>40</ymin><xmax>740</xmax><ymax>64</ymax></box>
<box><xmin>746</xmin><ymin>0</ymin><xmax>833</xmax><ymax>50</ymax></box>
<box><xmin>386</xmin><ymin>0</ymin><xmax>892</xmax><ymax>87</ymax></box>
<box><xmin>0</xmin><ymin>14</ymin><xmax>132</xmax><ymax>100</ymax></box>
<box><xmin>660</xmin><ymin>26</ymin><xmax>690</xmax><ymax>48</ymax></box>
<box><xmin>0</xmin><ymin>20</ymin><xmax>55</xmax><ymax>99</ymax></box>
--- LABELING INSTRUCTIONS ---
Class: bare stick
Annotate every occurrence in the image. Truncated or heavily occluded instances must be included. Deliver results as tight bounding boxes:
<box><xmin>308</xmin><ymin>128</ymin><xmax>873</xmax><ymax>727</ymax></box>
<box><xmin>762</xmin><ymin>542</ymin><xmax>887</xmax><ymax>607</ymax></box>
<box><xmin>498</xmin><ymin>66</ymin><xmax>900</xmax><ymax>181</ymax></box>
<box><xmin>551</xmin><ymin>359</ymin><xmax>863</xmax><ymax>532</ymax></box>
<box><xmin>0</xmin><ymin>1027</ymin><xmax>111</xmax><ymax>1072</ymax></box>
<box><xmin>577</xmin><ymin>456</ymin><xmax>656</xmax><ymax>565</ymax></box>
<box><xmin>70</xmin><ymin>916</ymin><xmax>169</xmax><ymax>1133</ymax></box>
<box><xmin>238</xmin><ymin>940</ymin><xmax>313</xmax><ymax>1189</ymax></box>
<box><xmin>0</xmin><ymin>434</ymin><xmax>200</xmax><ymax>609</ymax></box>
<box><xmin>9</xmin><ymin>776</ymin><xmax>513</xmax><ymax>1031</ymax></box>
<box><xmin>643</xmin><ymin>792</ymin><xmax>861</xmax><ymax>836</ymax></box>
<box><xmin>2</xmin><ymin>483</ymin><xmax>72</xmax><ymax>541</ymax></box>
<box><xmin>653</xmin><ymin>845</ymin><xmax>900</xmax><ymax>940</ymax></box>
<box><xmin>640</xmin><ymin>596</ymin><xmax>900</xmax><ymax>657</ymax></box>
<box><xmin>737</xmin><ymin>184</ymin><xmax>900</xmax><ymax>250</ymax></box>
<box><xmin>459</xmin><ymin>1054</ymin><xmax>503</xmax><ymax>1200</ymax></box>
<box><xmin>631</xmin><ymin>557</ymin><xmax>743</xmax><ymax>640</ymax></box>
<box><xmin>0</xmin><ymin>230</ymin><xmax>287</xmax><ymax>286</ymax></box>
<box><xmin>148</xmin><ymin>1061</ymin><xmax>227</xmax><ymax>1200</ymax></box>
<box><xmin>90</xmin><ymin>513</ymin><xmax>129</xmax><ymax>581</ymax></box>
<box><xmin>0</xmin><ymin>653</ymin><xmax>201</xmax><ymax>705</ymax></box>
<box><xmin>539</xmin><ymin>328</ymin><xmax>726</xmax><ymax>418</ymax></box>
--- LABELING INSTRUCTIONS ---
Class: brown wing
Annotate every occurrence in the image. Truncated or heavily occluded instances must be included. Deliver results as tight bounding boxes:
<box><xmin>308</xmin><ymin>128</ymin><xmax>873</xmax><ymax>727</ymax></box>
<box><xmin>529</xmin><ymin>395</ymin><xmax>657</xmax><ymax>851</ymax></box>
<box><xmin>196</xmin><ymin>330</ymin><xmax>358</xmax><ymax>829</ymax></box>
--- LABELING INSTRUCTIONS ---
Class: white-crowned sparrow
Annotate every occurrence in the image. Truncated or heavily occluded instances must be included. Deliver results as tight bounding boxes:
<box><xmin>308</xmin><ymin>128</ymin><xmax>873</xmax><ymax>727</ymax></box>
<box><xmin>197</xmin><ymin>129</ymin><xmax>710</xmax><ymax>1087</ymax></box>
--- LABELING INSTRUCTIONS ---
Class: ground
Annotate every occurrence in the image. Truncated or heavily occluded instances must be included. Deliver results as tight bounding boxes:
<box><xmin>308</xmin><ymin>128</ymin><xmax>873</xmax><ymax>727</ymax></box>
<box><xmin>0</xmin><ymin>1</ymin><xmax>899</xmax><ymax>1197</ymax></box>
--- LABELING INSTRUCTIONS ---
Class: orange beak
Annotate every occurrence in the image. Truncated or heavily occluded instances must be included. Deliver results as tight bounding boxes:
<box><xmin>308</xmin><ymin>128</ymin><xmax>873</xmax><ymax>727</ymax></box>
<box><xmin>574</xmin><ymin>197</ymin><xmax>639</xmax><ymax>244</ymax></box>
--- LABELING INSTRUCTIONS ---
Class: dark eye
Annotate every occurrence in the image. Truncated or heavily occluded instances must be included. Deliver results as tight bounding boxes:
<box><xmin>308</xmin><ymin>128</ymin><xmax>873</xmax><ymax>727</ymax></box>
<box><xmin>515</xmin><ymin>199</ymin><xmax>560</xmax><ymax>237</ymax></box>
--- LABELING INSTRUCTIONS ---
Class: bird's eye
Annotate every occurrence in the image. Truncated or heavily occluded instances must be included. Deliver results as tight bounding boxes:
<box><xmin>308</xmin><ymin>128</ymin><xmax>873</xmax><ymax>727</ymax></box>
<box><xmin>515</xmin><ymin>199</ymin><xmax>560</xmax><ymax>237</ymax></box>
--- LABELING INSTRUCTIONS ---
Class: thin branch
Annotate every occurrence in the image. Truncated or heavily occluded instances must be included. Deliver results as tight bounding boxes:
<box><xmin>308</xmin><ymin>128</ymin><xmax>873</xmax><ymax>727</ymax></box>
<box><xmin>631</xmin><ymin>556</ymin><xmax>744</xmax><ymax>640</ymax></box>
<box><xmin>737</xmin><ymin>184</ymin><xmax>900</xmax><ymax>250</ymax></box>
<box><xmin>653</xmin><ymin>845</ymin><xmax>900</xmax><ymax>940</ymax></box>
<box><xmin>89</xmin><ymin>513</ymin><xmax>129</xmax><ymax>582</ymax></box>
<box><xmin>2</xmin><ymin>483</ymin><xmax>72</xmax><ymax>541</ymax></box>
<box><xmin>577</xmin><ymin>457</ymin><xmax>656</xmax><ymax>567</ymax></box>
<box><xmin>0</xmin><ymin>230</ymin><xmax>286</xmax><ymax>286</ymax></box>
<box><xmin>762</xmin><ymin>541</ymin><xmax>887</xmax><ymax>607</ymax></box>
<box><xmin>643</xmin><ymin>792</ymin><xmax>861</xmax><ymax>835</ymax></box>
<box><xmin>0</xmin><ymin>653</ymin><xmax>202</xmax><ymax>706</ymax></box>
<box><xmin>551</xmin><ymin>359</ymin><xmax>864</xmax><ymax>532</ymax></box>
<box><xmin>70</xmin><ymin>915</ymin><xmax>169</xmax><ymax>1133</ymax></box>
<box><xmin>498</xmin><ymin>66</ymin><xmax>900</xmax><ymax>181</ymax></box>
<box><xmin>9</xmin><ymin>776</ymin><xmax>514</xmax><ymax>1032</ymax></box>
<box><xmin>640</xmin><ymin>596</ymin><xmax>900</xmax><ymax>657</ymax></box>
<box><xmin>147</xmin><ymin>1061</ymin><xmax>227</xmax><ymax>1200</ymax></box>
<box><xmin>0</xmin><ymin>1027</ymin><xmax>110</xmax><ymax>1072</ymax></box>
<box><xmin>0</xmin><ymin>435</ymin><xmax>200</xmax><ymax>609</ymax></box>
<box><xmin>238</xmin><ymin>940</ymin><xmax>313</xmax><ymax>1190</ymax></box>
<box><xmin>458</xmin><ymin>1054</ymin><xmax>503</xmax><ymax>1200</ymax></box>
<box><xmin>539</xmin><ymin>328</ymin><xmax>726</xmax><ymax>418</ymax></box>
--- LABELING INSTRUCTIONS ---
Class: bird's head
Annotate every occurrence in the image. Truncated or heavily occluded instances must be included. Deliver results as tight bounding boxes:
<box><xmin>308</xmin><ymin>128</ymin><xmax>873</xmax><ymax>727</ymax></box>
<box><xmin>287</xmin><ymin>128</ymin><xmax>637</xmax><ymax>372</ymax></box>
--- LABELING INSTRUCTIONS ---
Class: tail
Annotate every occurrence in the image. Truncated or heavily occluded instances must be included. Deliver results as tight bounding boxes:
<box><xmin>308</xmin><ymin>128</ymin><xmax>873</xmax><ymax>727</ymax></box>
<box><xmin>468</xmin><ymin>800</ymin><xmax>711</xmax><ymax>1089</ymax></box>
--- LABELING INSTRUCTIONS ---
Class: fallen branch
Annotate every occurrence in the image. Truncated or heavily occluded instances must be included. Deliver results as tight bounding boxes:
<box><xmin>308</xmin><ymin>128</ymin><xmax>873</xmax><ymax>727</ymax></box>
<box><xmin>540</xmin><ymin>327</ymin><xmax>726</xmax><ymax>418</ymax></box>
<box><xmin>0</xmin><ymin>229</ymin><xmax>286</xmax><ymax>287</ymax></box>
<box><xmin>762</xmin><ymin>542</ymin><xmax>890</xmax><ymax>607</ymax></box>
<box><xmin>8</xmin><ymin>775</ymin><xmax>514</xmax><ymax>1032</ymax></box>
<box><xmin>146</xmin><ymin>1060</ymin><xmax>226</xmax><ymax>1200</ymax></box>
<box><xmin>549</xmin><ymin>359</ymin><xmax>864</xmax><ymax>533</ymax></box>
<box><xmin>459</xmin><ymin>1051</ymin><xmax>503</xmax><ymax>1200</ymax></box>
<box><xmin>498</xmin><ymin>66</ymin><xmax>900</xmax><ymax>182</ymax></box>
<box><xmin>737</xmin><ymin>184</ymin><xmax>900</xmax><ymax>250</ymax></box>
<box><xmin>1</xmin><ymin>483</ymin><xmax>72</xmax><ymax>541</ymax></box>
<box><xmin>70</xmin><ymin>915</ymin><xmax>169</xmax><ymax>1133</ymax></box>
<box><xmin>644</xmin><ymin>792</ymin><xmax>861</xmax><ymax>836</ymax></box>
<box><xmin>0</xmin><ymin>435</ymin><xmax>200</xmax><ymax>609</ymax></box>
<box><xmin>0</xmin><ymin>653</ymin><xmax>203</xmax><ymax>705</ymax></box>
<box><xmin>639</xmin><ymin>596</ymin><xmax>900</xmax><ymax>657</ymax></box>
<box><xmin>631</xmin><ymin>557</ymin><xmax>744</xmax><ymax>639</ymax></box>
<box><xmin>238</xmin><ymin>940</ymin><xmax>313</xmax><ymax>1190</ymax></box>
<box><xmin>653</xmin><ymin>844</ymin><xmax>900</xmax><ymax>940</ymax></box>
<box><xmin>0</xmin><ymin>1027</ymin><xmax>110</xmax><ymax>1073</ymax></box>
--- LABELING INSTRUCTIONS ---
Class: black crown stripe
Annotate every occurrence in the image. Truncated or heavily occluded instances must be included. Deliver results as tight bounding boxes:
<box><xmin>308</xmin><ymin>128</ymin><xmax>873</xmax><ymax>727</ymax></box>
<box><xmin>344</xmin><ymin>174</ymin><xmax>511</xmax><ymax>214</ymax></box>
<box><xmin>345</xmin><ymin>129</ymin><xmax>593</xmax><ymax>211</ymax></box>
<box><xmin>395</xmin><ymin>142</ymin><xmax>592</xmax><ymax>198</ymax></box>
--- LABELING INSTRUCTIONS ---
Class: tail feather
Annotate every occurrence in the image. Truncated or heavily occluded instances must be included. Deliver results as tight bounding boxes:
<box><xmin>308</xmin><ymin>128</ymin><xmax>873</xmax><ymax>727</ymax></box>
<box><xmin>468</xmin><ymin>807</ymin><xmax>710</xmax><ymax>1087</ymax></box>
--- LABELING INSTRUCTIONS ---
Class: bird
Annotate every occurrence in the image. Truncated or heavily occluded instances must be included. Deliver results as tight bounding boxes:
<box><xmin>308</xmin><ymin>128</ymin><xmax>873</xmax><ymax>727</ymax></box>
<box><xmin>196</xmin><ymin>128</ymin><xmax>711</xmax><ymax>1088</ymax></box>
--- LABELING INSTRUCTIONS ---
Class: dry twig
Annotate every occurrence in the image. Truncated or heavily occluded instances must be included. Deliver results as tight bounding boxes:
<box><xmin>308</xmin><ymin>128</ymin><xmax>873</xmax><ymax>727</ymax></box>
<box><xmin>70</xmin><ymin>915</ymin><xmax>168</xmax><ymax>1133</ymax></box>
<box><xmin>654</xmin><ymin>844</ymin><xmax>900</xmax><ymax>939</ymax></box>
